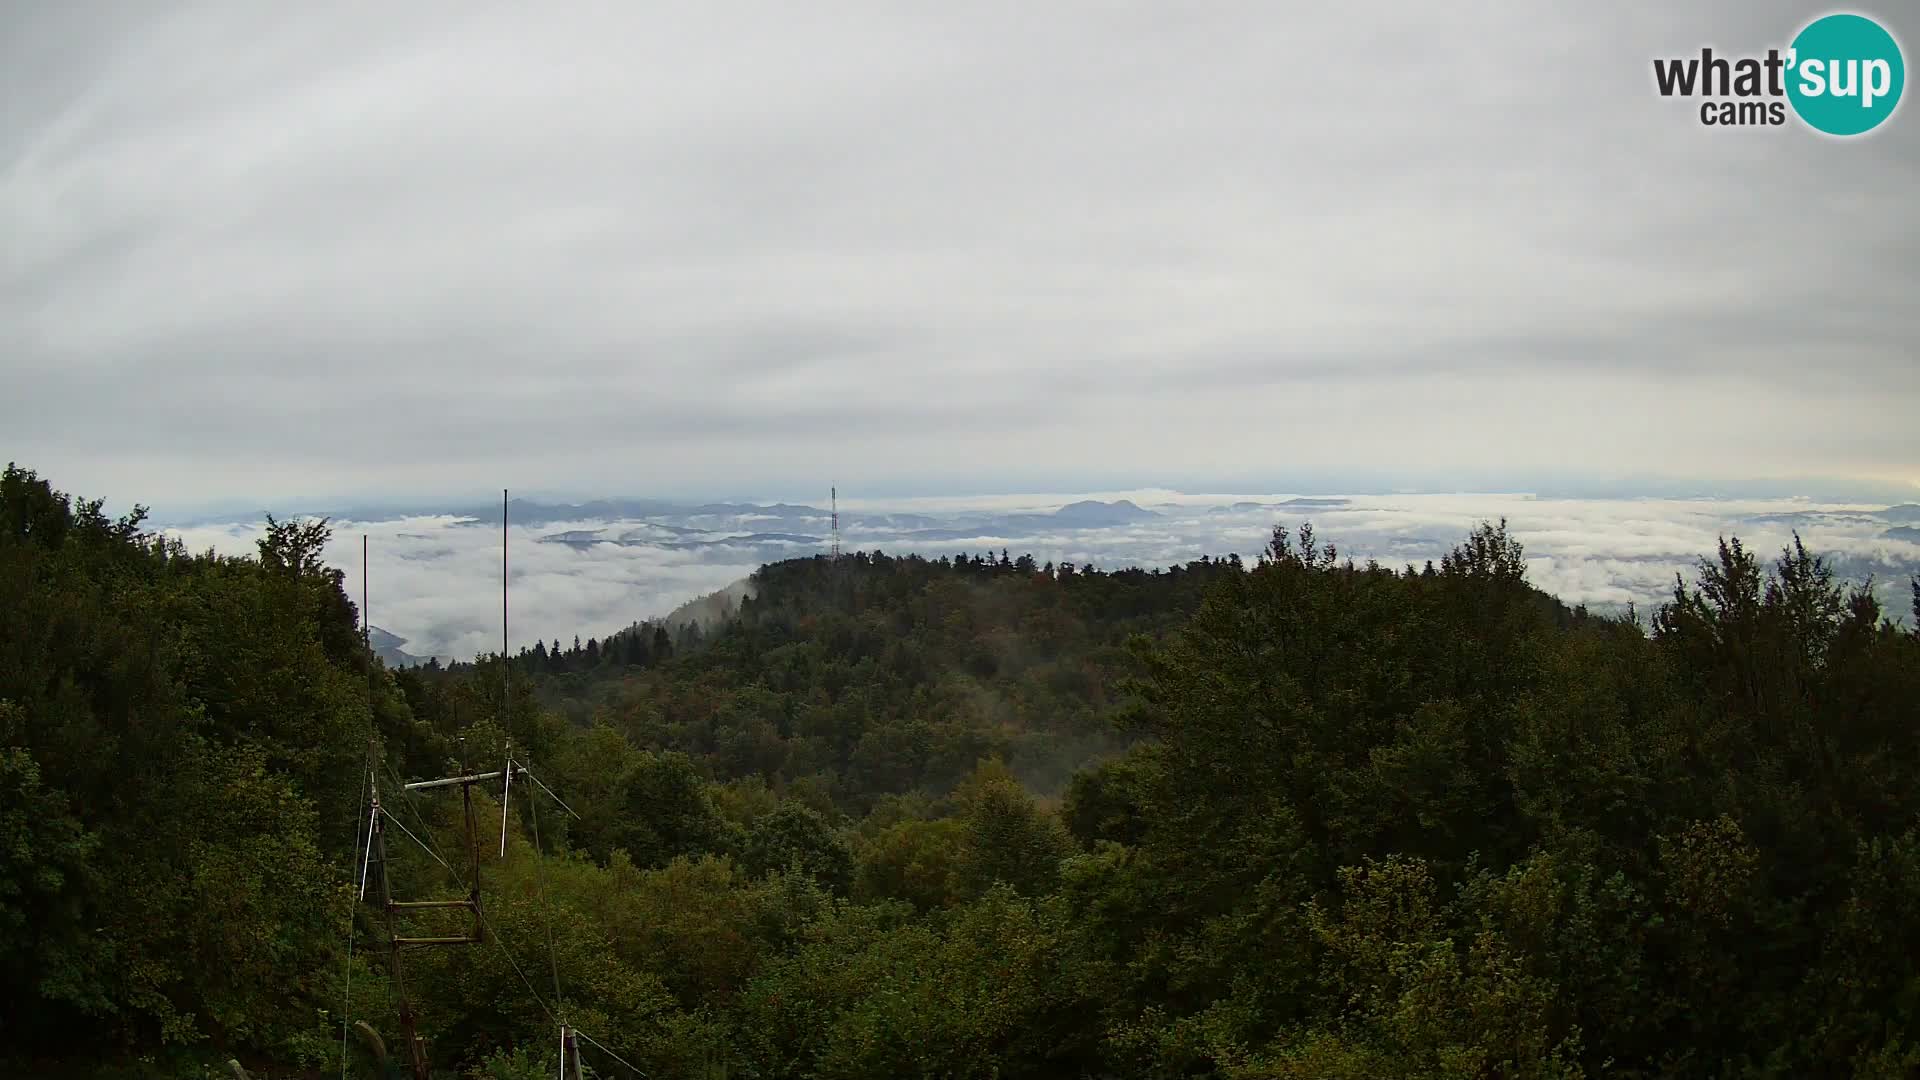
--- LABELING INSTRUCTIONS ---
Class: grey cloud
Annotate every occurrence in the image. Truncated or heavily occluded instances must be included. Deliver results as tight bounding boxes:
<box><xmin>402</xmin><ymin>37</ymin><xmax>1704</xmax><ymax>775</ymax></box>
<box><xmin>5</xmin><ymin>2</ymin><xmax>1918</xmax><ymax>505</ymax></box>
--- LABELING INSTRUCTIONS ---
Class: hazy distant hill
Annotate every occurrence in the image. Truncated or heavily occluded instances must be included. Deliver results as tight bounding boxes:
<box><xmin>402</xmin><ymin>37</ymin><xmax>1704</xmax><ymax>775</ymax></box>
<box><xmin>900</xmin><ymin>499</ymin><xmax>1161</xmax><ymax>541</ymax></box>
<box><xmin>369</xmin><ymin>625</ymin><xmax>427</xmax><ymax>667</ymax></box>
<box><xmin>1048</xmin><ymin>499</ymin><xmax>1160</xmax><ymax>526</ymax></box>
<box><xmin>658</xmin><ymin>576</ymin><xmax>756</xmax><ymax>633</ymax></box>
<box><xmin>520</xmin><ymin>498</ymin><xmax>1163</xmax><ymax>554</ymax></box>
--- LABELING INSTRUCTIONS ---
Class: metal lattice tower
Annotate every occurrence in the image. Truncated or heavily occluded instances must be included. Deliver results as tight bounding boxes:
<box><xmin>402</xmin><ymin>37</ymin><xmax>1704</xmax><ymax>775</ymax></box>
<box><xmin>347</xmin><ymin>493</ymin><xmax>635</xmax><ymax>1080</ymax></box>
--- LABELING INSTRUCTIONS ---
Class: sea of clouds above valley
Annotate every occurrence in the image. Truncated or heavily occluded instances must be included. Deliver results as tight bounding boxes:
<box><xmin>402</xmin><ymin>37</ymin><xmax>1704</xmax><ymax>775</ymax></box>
<box><xmin>162</xmin><ymin>492</ymin><xmax>1920</xmax><ymax>663</ymax></box>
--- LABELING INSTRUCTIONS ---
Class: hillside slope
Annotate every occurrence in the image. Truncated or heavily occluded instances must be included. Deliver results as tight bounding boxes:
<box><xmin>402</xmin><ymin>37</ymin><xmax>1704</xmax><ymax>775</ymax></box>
<box><xmin>9</xmin><ymin>463</ymin><xmax>1920</xmax><ymax>1078</ymax></box>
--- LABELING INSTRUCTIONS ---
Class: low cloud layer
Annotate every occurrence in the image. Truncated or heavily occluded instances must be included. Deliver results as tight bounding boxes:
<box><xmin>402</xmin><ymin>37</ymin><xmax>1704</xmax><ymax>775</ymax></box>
<box><xmin>165</xmin><ymin>490</ymin><xmax>1920</xmax><ymax>662</ymax></box>
<box><xmin>166</xmin><ymin>515</ymin><xmax>759</xmax><ymax>663</ymax></box>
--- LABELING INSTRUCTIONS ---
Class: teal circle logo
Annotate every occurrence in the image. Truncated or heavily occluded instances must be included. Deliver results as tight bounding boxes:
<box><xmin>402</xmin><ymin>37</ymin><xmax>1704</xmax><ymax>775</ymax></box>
<box><xmin>1787</xmin><ymin>13</ymin><xmax>1904</xmax><ymax>135</ymax></box>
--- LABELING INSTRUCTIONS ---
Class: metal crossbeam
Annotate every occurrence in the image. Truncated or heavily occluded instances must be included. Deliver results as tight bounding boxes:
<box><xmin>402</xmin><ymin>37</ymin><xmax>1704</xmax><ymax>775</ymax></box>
<box><xmin>403</xmin><ymin>770</ymin><xmax>504</xmax><ymax>791</ymax></box>
<box><xmin>393</xmin><ymin>935</ymin><xmax>483</xmax><ymax>946</ymax></box>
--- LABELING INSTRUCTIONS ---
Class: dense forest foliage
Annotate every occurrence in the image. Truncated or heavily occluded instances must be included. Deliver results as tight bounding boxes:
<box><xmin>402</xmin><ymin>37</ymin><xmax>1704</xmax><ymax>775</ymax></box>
<box><xmin>5</xmin><ymin>461</ymin><xmax>1920</xmax><ymax>1079</ymax></box>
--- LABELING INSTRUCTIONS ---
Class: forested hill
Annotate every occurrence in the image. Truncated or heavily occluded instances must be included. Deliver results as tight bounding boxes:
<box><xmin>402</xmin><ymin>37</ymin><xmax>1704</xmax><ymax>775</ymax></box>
<box><xmin>445</xmin><ymin>546</ymin><xmax>1284</xmax><ymax>805</ymax></box>
<box><xmin>7</xmin><ymin>461</ymin><xmax>1920</xmax><ymax>1079</ymax></box>
<box><xmin>448</xmin><ymin>542</ymin><xmax>1584</xmax><ymax>810</ymax></box>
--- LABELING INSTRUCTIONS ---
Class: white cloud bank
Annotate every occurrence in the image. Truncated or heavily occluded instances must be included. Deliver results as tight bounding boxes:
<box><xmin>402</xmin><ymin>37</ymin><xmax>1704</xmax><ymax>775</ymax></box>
<box><xmin>164</xmin><ymin>491</ymin><xmax>1920</xmax><ymax>662</ymax></box>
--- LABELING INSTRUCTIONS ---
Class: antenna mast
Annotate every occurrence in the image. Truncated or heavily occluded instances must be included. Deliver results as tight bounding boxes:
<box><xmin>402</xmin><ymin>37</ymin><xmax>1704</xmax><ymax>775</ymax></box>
<box><xmin>502</xmin><ymin>487</ymin><xmax>508</xmax><ymax>681</ymax></box>
<box><xmin>502</xmin><ymin>487</ymin><xmax>511</xmax><ymax>725</ymax></box>
<box><xmin>358</xmin><ymin>495</ymin><xmax>609</xmax><ymax>1079</ymax></box>
<box><xmin>362</xmin><ymin>533</ymin><xmax>370</xmax><ymax>683</ymax></box>
<box><xmin>375</xmin><ymin>757</ymin><xmax>496</xmax><ymax>1080</ymax></box>
<box><xmin>357</xmin><ymin>512</ymin><xmax>502</xmax><ymax>1080</ymax></box>
<box><xmin>831</xmin><ymin>485</ymin><xmax>840</xmax><ymax>561</ymax></box>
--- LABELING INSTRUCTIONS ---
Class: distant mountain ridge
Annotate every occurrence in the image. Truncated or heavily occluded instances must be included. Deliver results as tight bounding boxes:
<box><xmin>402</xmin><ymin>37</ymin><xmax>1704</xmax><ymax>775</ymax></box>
<box><xmin>895</xmin><ymin>499</ymin><xmax>1161</xmax><ymax>541</ymax></box>
<box><xmin>517</xmin><ymin>498</ymin><xmax>1164</xmax><ymax>552</ymax></box>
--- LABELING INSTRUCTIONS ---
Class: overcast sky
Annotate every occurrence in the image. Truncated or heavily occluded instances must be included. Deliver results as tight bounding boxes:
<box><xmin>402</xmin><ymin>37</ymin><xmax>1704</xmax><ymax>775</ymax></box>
<box><xmin>5</xmin><ymin>2</ymin><xmax>1917</xmax><ymax>510</ymax></box>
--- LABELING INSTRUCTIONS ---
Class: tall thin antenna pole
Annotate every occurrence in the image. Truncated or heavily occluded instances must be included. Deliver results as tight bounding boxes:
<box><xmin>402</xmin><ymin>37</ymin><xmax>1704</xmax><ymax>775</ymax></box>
<box><xmin>831</xmin><ymin>486</ymin><xmax>840</xmax><ymax>561</ymax></box>
<box><xmin>359</xmin><ymin>533</ymin><xmax>371</xmax><ymax>889</ymax></box>
<box><xmin>341</xmin><ymin>532</ymin><xmax>375</xmax><ymax>1079</ymax></box>
<box><xmin>499</xmin><ymin>740</ymin><xmax>514</xmax><ymax>857</ymax></box>
<box><xmin>360</xmin><ymin>531</ymin><xmax>375</xmax><ymax>877</ymax></box>
<box><xmin>364</xmin><ymin>519</ymin><xmax>496</xmax><ymax>1080</ymax></box>
<box><xmin>502</xmin><ymin>488</ymin><xmax>509</xmax><ymax>721</ymax></box>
